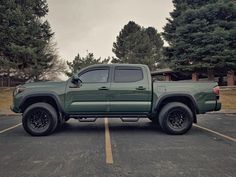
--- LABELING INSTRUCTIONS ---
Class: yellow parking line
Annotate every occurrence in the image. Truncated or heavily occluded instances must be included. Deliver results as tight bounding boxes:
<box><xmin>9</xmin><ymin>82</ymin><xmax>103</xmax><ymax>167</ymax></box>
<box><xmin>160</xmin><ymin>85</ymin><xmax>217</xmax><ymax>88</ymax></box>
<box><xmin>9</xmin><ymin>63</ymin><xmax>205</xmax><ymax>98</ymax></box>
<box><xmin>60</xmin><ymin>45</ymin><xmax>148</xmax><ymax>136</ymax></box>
<box><xmin>194</xmin><ymin>124</ymin><xmax>236</xmax><ymax>142</ymax></box>
<box><xmin>0</xmin><ymin>123</ymin><xmax>22</xmax><ymax>134</ymax></box>
<box><xmin>104</xmin><ymin>118</ymin><xmax>113</xmax><ymax>164</ymax></box>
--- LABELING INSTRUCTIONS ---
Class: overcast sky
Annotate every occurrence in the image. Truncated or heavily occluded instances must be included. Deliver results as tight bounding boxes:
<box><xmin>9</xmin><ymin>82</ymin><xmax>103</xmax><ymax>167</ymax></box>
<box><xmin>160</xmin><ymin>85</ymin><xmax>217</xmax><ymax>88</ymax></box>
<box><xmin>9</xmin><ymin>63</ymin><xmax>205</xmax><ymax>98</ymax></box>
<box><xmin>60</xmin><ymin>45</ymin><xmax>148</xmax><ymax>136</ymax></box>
<box><xmin>47</xmin><ymin>0</ymin><xmax>174</xmax><ymax>62</ymax></box>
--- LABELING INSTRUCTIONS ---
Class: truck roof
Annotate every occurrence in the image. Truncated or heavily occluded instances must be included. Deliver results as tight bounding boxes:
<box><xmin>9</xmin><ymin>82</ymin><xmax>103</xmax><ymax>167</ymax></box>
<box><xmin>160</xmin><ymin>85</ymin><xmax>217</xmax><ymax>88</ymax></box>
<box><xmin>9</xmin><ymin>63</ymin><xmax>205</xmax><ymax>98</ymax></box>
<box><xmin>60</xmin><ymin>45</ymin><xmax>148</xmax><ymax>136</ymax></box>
<box><xmin>87</xmin><ymin>63</ymin><xmax>147</xmax><ymax>68</ymax></box>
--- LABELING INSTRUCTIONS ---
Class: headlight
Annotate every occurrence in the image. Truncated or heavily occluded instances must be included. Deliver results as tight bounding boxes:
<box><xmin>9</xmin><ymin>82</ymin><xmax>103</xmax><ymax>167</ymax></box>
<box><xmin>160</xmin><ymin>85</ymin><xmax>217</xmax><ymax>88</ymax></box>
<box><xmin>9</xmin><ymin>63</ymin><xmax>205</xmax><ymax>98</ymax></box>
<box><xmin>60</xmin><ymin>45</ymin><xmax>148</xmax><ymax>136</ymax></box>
<box><xmin>13</xmin><ymin>86</ymin><xmax>26</xmax><ymax>96</ymax></box>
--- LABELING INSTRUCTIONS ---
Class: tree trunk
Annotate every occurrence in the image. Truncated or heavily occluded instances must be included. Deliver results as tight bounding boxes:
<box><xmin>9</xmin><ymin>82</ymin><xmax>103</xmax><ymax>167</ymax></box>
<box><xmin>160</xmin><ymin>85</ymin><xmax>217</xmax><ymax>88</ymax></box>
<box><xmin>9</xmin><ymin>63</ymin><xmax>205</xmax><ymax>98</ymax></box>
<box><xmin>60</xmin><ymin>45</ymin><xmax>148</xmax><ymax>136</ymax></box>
<box><xmin>7</xmin><ymin>69</ymin><xmax>10</xmax><ymax>87</ymax></box>
<box><xmin>192</xmin><ymin>72</ymin><xmax>199</xmax><ymax>81</ymax></box>
<box><xmin>218</xmin><ymin>76</ymin><xmax>223</xmax><ymax>86</ymax></box>
<box><xmin>207</xmin><ymin>69</ymin><xmax>214</xmax><ymax>81</ymax></box>
<box><xmin>227</xmin><ymin>70</ymin><xmax>235</xmax><ymax>86</ymax></box>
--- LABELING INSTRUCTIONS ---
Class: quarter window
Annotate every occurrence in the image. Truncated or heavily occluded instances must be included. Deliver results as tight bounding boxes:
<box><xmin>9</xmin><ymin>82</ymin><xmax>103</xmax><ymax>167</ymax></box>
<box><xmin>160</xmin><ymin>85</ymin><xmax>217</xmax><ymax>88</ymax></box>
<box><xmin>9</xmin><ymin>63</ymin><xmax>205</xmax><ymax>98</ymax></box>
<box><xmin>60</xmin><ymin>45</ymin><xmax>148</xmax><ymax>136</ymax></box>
<box><xmin>114</xmin><ymin>67</ymin><xmax>143</xmax><ymax>82</ymax></box>
<box><xmin>79</xmin><ymin>69</ymin><xmax>109</xmax><ymax>83</ymax></box>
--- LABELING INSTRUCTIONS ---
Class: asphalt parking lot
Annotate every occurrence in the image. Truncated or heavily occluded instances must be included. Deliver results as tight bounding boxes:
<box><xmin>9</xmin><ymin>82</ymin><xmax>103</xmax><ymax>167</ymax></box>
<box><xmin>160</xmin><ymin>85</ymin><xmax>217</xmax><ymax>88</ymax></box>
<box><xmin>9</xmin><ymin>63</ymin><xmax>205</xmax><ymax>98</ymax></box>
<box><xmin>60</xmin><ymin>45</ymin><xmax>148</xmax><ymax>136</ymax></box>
<box><xmin>0</xmin><ymin>113</ymin><xmax>235</xmax><ymax>177</ymax></box>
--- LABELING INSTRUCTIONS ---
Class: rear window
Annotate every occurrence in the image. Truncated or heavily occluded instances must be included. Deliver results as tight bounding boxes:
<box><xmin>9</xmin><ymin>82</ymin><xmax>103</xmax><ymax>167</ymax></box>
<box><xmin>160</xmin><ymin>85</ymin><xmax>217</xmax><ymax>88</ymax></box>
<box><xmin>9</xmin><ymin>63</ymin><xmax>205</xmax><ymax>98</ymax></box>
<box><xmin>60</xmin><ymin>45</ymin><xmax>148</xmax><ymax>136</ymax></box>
<box><xmin>114</xmin><ymin>67</ymin><xmax>143</xmax><ymax>82</ymax></box>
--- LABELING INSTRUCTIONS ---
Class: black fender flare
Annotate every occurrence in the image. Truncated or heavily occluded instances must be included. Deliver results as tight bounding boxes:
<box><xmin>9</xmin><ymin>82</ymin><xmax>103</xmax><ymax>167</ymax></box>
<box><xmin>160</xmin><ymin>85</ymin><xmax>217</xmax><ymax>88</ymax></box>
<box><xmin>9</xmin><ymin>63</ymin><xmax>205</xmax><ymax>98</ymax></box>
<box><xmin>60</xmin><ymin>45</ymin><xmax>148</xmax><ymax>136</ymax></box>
<box><xmin>154</xmin><ymin>93</ymin><xmax>199</xmax><ymax>113</ymax></box>
<box><xmin>19</xmin><ymin>92</ymin><xmax>66</xmax><ymax>122</ymax></box>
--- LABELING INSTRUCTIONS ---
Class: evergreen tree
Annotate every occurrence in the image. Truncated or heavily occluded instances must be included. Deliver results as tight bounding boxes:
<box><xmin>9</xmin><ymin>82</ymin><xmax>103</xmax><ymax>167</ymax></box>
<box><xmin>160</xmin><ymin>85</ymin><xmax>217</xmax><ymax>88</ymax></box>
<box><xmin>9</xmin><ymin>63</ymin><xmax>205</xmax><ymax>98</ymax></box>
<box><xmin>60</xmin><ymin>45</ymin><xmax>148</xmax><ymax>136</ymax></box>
<box><xmin>0</xmin><ymin>0</ymin><xmax>57</xmax><ymax>81</ymax></box>
<box><xmin>112</xmin><ymin>21</ymin><xmax>164</xmax><ymax>71</ymax></box>
<box><xmin>65</xmin><ymin>52</ymin><xmax>110</xmax><ymax>77</ymax></box>
<box><xmin>162</xmin><ymin>0</ymin><xmax>236</xmax><ymax>79</ymax></box>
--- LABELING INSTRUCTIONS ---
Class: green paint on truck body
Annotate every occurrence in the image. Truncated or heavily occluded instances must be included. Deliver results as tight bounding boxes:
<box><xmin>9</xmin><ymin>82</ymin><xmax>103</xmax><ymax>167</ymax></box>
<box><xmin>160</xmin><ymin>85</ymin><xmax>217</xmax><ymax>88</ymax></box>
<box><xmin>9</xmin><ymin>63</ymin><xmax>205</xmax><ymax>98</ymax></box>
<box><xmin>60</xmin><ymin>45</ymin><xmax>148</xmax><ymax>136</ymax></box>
<box><xmin>11</xmin><ymin>64</ymin><xmax>221</xmax><ymax>117</ymax></box>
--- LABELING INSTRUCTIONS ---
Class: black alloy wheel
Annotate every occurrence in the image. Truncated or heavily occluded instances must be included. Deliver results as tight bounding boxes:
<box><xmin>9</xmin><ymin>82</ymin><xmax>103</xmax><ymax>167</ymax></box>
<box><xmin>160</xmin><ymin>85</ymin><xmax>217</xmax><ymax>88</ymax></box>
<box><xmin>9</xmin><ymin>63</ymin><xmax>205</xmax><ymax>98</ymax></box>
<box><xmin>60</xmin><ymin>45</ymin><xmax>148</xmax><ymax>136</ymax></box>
<box><xmin>167</xmin><ymin>108</ymin><xmax>188</xmax><ymax>130</ymax></box>
<box><xmin>27</xmin><ymin>108</ymin><xmax>51</xmax><ymax>133</ymax></box>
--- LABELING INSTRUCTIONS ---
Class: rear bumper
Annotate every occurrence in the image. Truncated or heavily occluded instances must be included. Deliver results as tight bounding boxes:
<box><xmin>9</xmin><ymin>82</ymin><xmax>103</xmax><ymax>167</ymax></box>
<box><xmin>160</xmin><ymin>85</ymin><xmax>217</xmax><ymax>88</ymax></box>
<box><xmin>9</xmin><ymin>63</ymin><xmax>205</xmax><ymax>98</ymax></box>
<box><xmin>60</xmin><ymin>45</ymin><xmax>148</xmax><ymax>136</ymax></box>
<box><xmin>198</xmin><ymin>100</ymin><xmax>221</xmax><ymax>114</ymax></box>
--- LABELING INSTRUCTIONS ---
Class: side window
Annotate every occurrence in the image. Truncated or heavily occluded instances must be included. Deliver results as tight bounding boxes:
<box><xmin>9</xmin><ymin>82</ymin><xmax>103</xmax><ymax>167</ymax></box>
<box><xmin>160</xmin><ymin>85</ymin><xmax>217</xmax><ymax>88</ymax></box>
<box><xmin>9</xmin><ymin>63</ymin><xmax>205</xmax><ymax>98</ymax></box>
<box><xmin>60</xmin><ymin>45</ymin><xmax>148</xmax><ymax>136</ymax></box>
<box><xmin>114</xmin><ymin>67</ymin><xmax>143</xmax><ymax>83</ymax></box>
<box><xmin>79</xmin><ymin>69</ymin><xmax>109</xmax><ymax>83</ymax></box>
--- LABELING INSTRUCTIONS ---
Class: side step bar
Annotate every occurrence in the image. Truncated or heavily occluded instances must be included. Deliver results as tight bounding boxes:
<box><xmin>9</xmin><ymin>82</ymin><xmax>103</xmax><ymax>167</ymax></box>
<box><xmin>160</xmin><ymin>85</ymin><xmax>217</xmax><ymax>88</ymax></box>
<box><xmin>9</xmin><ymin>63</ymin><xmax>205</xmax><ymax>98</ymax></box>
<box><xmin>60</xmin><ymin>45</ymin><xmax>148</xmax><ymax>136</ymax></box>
<box><xmin>70</xmin><ymin>114</ymin><xmax>149</xmax><ymax>119</ymax></box>
<box><xmin>77</xmin><ymin>117</ymin><xmax>141</xmax><ymax>123</ymax></box>
<box><xmin>78</xmin><ymin>118</ymin><xmax>97</xmax><ymax>122</ymax></box>
<box><xmin>120</xmin><ymin>118</ymin><xmax>140</xmax><ymax>122</ymax></box>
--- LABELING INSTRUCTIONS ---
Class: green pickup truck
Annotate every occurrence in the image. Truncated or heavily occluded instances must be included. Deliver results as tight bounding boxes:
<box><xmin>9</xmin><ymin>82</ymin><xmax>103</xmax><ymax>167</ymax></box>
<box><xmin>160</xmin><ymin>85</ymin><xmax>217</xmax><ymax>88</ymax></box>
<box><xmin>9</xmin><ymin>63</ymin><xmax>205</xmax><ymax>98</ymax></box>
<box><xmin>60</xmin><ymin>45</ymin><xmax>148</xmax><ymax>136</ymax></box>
<box><xmin>11</xmin><ymin>64</ymin><xmax>221</xmax><ymax>136</ymax></box>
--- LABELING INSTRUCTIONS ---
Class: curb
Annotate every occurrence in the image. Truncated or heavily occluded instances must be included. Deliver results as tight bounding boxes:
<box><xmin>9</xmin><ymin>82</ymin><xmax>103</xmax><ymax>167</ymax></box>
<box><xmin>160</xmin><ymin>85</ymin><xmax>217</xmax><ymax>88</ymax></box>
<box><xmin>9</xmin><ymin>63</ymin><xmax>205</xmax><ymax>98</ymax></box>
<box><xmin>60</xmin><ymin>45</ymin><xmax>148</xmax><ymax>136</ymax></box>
<box><xmin>207</xmin><ymin>109</ymin><xmax>236</xmax><ymax>114</ymax></box>
<box><xmin>0</xmin><ymin>113</ymin><xmax>20</xmax><ymax>116</ymax></box>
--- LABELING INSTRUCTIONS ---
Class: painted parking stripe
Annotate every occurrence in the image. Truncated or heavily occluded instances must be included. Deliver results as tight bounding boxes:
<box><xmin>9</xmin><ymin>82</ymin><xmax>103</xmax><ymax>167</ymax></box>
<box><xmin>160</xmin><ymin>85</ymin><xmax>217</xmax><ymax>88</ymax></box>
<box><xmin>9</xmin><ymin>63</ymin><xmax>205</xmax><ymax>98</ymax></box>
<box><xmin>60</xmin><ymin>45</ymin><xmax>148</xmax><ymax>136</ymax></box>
<box><xmin>0</xmin><ymin>123</ymin><xmax>22</xmax><ymax>134</ymax></box>
<box><xmin>104</xmin><ymin>118</ymin><xmax>113</xmax><ymax>164</ymax></box>
<box><xmin>194</xmin><ymin>124</ymin><xmax>236</xmax><ymax>142</ymax></box>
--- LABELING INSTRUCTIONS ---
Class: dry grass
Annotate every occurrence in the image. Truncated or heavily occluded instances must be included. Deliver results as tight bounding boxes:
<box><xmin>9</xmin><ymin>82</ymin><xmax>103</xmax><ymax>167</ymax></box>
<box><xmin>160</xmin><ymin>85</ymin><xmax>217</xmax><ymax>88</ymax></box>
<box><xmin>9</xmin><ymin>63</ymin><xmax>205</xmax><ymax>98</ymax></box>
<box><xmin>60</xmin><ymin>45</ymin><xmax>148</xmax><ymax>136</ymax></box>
<box><xmin>0</xmin><ymin>87</ymin><xmax>14</xmax><ymax>114</ymax></box>
<box><xmin>0</xmin><ymin>87</ymin><xmax>235</xmax><ymax>114</ymax></box>
<box><xmin>220</xmin><ymin>89</ymin><xmax>236</xmax><ymax>109</ymax></box>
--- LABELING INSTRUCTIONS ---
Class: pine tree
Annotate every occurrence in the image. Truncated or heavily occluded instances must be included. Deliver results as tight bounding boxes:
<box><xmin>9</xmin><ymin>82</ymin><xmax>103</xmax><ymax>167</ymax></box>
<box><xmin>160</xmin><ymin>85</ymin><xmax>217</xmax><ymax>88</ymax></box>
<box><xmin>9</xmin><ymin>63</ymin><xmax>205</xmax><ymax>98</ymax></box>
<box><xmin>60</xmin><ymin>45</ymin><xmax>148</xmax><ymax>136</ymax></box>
<box><xmin>162</xmin><ymin>0</ymin><xmax>236</xmax><ymax>79</ymax></box>
<box><xmin>0</xmin><ymin>0</ymin><xmax>57</xmax><ymax>81</ymax></box>
<box><xmin>65</xmin><ymin>52</ymin><xmax>110</xmax><ymax>77</ymax></box>
<box><xmin>112</xmin><ymin>21</ymin><xmax>164</xmax><ymax>71</ymax></box>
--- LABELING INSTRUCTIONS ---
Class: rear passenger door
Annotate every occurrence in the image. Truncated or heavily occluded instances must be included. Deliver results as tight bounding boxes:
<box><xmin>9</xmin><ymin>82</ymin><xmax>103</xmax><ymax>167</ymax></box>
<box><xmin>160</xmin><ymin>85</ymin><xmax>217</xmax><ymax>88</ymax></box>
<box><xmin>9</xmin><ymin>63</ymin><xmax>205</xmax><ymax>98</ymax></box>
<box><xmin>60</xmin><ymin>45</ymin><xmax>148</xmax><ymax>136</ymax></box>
<box><xmin>109</xmin><ymin>66</ymin><xmax>152</xmax><ymax>113</ymax></box>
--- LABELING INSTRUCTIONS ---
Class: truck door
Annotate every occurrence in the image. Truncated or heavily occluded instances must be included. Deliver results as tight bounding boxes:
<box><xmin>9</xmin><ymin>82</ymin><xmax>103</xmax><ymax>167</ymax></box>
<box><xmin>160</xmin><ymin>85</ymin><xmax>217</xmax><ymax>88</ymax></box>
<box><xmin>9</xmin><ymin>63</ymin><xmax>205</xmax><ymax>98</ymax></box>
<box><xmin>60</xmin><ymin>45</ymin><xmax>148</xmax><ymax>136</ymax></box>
<box><xmin>65</xmin><ymin>67</ymin><xmax>111</xmax><ymax>113</ymax></box>
<box><xmin>109</xmin><ymin>66</ymin><xmax>152</xmax><ymax>113</ymax></box>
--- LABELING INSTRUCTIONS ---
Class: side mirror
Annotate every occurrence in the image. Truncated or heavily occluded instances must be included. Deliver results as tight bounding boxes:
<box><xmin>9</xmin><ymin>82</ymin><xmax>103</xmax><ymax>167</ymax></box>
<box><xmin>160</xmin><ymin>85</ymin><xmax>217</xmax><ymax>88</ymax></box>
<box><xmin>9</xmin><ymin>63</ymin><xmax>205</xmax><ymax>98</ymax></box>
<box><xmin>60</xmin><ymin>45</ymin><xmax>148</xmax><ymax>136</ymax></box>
<box><xmin>71</xmin><ymin>74</ymin><xmax>82</xmax><ymax>87</ymax></box>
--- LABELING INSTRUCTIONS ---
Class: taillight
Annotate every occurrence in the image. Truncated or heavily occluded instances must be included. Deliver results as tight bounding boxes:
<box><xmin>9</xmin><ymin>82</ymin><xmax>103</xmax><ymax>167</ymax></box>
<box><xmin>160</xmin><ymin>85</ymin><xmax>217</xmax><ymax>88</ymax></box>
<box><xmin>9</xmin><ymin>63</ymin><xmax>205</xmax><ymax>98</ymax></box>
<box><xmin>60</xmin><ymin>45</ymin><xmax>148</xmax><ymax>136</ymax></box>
<box><xmin>213</xmin><ymin>86</ymin><xmax>220</xmax><ymax>95</ymax></box>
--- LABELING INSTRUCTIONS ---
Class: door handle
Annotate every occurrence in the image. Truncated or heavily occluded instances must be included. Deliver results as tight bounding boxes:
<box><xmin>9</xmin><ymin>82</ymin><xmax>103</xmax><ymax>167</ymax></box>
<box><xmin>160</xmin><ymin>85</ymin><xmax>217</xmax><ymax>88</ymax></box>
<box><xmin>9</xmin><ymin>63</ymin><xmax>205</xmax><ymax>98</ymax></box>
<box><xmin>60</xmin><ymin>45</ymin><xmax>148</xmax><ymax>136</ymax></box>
<box><xmin>69</xmin><ymin>85</ymin><xmax>79</xmax><ymax>88</ymax></box>
<box><xmin>98</xmin><ymin>86</ymin><xmax>109</xmax><ymax>90</ymax></box>
<box><xmin>136</xmin><ymin>86</ymin><xmax>146</xmax><ymax>90</ymax></box>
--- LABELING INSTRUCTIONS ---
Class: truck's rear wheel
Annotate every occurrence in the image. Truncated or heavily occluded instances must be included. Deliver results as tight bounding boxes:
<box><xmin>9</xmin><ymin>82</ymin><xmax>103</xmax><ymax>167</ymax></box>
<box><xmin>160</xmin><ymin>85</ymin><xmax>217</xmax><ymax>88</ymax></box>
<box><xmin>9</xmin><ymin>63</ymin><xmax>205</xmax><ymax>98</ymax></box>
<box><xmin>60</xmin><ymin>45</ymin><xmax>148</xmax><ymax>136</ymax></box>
<box><xmin>158</xmin><ymin>102</ymin><xmax>193</xmax><ymax>135</ymax></box>
<box><xmin>22</xmin><ymin>103</ymin><xmax>58</xmax><ymax>136</ymax></box>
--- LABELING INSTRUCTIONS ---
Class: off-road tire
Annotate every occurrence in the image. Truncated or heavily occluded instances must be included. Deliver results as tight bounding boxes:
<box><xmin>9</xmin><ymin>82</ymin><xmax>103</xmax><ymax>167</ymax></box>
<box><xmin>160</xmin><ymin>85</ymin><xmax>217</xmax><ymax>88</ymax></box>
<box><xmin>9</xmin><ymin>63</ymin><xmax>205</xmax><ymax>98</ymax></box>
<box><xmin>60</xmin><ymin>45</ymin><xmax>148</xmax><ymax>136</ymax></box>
<box><xmin>158</xmin><ymin>102</ymin><xmax>193</xmax><ymax>135</ymax></box>
<box><xmin>22</xmin><ymin>102</ymin><xmax>58</xmax><ymax>136</ymax></box>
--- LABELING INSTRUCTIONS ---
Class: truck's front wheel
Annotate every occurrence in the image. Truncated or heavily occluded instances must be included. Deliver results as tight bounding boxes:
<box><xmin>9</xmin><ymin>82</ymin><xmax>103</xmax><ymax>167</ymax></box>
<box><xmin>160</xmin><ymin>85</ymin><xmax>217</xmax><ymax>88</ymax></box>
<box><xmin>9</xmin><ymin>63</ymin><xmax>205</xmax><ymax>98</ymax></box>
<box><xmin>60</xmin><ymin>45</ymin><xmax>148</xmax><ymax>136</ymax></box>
<box><xmin>22</xmin><ymin>103</ymin><xmax>58</xmax><ymax>136</ymax></box>
<box><xmin>158</xmin><ymin>102</ymin><xmax>193</xmax><ymax>135</ymax></box>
